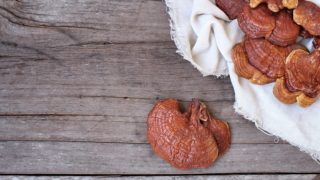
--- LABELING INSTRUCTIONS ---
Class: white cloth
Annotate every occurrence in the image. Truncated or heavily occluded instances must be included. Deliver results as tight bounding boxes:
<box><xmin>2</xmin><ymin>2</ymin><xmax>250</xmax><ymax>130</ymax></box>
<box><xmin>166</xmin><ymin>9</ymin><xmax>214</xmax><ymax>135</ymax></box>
<box><xmin>165</xmin><ymin>0</ymin><xmax>320</xmax><ymax>161</ymax></box>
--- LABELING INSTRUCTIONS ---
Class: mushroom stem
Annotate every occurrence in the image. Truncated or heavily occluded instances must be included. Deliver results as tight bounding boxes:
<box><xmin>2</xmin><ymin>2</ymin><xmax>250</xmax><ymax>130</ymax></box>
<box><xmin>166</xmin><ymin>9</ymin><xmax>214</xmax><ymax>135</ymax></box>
<box><xmin>188</xmin><ymin>99</ymin><xmax>210</xmax><ymax>126</ymax></box>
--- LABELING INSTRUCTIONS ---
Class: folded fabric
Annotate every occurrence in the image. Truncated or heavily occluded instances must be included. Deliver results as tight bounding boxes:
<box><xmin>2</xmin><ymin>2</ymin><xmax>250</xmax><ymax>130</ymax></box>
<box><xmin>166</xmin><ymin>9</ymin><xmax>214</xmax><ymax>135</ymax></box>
<box><xmin>165</xmin><ymin>0</ymin><xmax>320</xmax><ymax>161</ymax></box>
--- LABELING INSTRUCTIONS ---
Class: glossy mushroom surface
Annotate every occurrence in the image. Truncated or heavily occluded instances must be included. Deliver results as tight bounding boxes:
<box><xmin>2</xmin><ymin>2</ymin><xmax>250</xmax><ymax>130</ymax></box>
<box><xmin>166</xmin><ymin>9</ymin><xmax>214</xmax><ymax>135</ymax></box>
<box><xmin>232</xmin><ymin>37</ymin><xmax>305</xmax><ymax>84</ymax></box>
<box><xmin>232</xmin><ymin>42</ymin><xmax>275</xmax><ymax>84</ymax></box>
<box><xmin>232</xmin><ymin>0</ymin><xmax>320</xmax><ymax>107</ymax></box>
<box><xmin>294</xmin><ymin>0</ymin><xmax>320</xmax><ymax>36</ymax></box>
<box><xmin>274</xmin><ymin>49</ymin><xmax>320</xmax><ymax>107</ymax></box>
<box><xmin>286</xmin><ymin>49</ymin><xmax>320</xmax><ymax>97</ymax></box>
<box><xmin>238</xmin><ymin>5</ymin><xmax>275</xmax><ymax>38</ymax></box>
<box><xmin>216</xmin><ymin>0</ymin><xmax>248</xmax><ymax>20</ymax></box>
<box><xmin>267</xmin><ymin>10</ymin><xmax>300</xmax><ymax>46</ymax></box>
<box><xmin>147</xmin><ymin>99</ymin><xmax>231</xmax><ymax>169</ymax></box>
<box><xmin>238</xmin><ymin>5</ymin><xmax>299</xmax><ymax>46</ymax></box>
<box><xmin>244</xmin><ymin>37</ymin><xmax>287</xmax><ymax>78</ymax></box>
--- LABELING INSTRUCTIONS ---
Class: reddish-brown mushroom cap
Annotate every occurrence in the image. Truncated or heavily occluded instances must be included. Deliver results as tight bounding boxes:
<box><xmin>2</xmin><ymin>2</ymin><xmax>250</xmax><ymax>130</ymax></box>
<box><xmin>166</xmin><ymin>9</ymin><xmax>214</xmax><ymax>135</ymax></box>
<box><xmin>273</xmin><ymin>77</ymin><xmax>317</xmax><ymax>107</ymax></box>
<box><xmin>216</xmin><ymin>0</ymin><xmax>248</xmax><ymax>20</ymax></box>
<box><xmin>238</xmin><ymin>5</ymin><xmax>276</xmax><ymax>39</ymax></box>
<box><xmin>232</xmin><ymin>42</ymin><xmax>275</xmax><ymax>84</ymax></box>
<box><xmin>244</xmin><ymin>37</ymin><xmax>287</xmax><ymax>78</ymax></box>
<box><xmin>208</xmin><ymin>117</ymin><xmax>231</xmax><ymax>156</ymax></box>
<box><xmin>238</xmin><ymin>5</ymin><xmax>299</xmax><ymax>46</ymax></box>
<box><xmin>273</xmin><ymin>49</ymin><xmax>320</xmax><ymax>107</ymax></box>
<box><xmin>147</xmin><ymin>99</ymin><xmax>231</xmax><ymax>169</ymax></box>
<box><xmin>293</xmin><ymin>0</ymin><xmax>320</xmax><ymax>36</ymax></box>
<box><xmin>273</xmin><ymin>77</ymin><xmax>301</xmax><ymax>104</ymax></box>
<box><xmin>267</xmin><ymin>10</ymin><xmax>300</xmax><ymax>46</ymax></box>
<box><xmin>285</xmin><ymin>49</ymin><xmax>320</xmax><ymax>97</ymax></box>
<box><xmin>231</xmin><ymin>38</ymin><xmax>305</xmax><ymax>84</ymax></box>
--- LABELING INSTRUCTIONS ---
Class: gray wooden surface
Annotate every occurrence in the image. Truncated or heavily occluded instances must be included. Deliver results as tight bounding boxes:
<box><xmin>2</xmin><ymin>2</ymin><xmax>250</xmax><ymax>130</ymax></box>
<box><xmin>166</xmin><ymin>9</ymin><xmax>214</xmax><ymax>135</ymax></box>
<box><xmin>0</xmin><ymin>175</ymin><xmax>319</xmax><ymax>180</ymax></box>
<box><xmin>0</xmin><ymin>0</ymin><xmax>319</xmax><ymax>178</ymax></box>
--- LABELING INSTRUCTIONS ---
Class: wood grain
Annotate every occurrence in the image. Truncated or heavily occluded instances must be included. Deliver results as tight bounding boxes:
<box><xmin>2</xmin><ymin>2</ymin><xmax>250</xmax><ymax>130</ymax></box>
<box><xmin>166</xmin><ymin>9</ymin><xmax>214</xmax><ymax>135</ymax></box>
<box><xmin>0</xmin><ymin>42</ymin><xmax>233</xmax><ymax>102</ymax></box>
<box><xmin>0</xmin><ymin>114</ymin><xmax>280</xmax><ymax>144</ymax></box>
<box><xmin>0</xmin><ymin>142</ymin><xmax>319</xmax><ymax>174</ymax></box>
<box><xmin>1</xmin><ymin>175</ymin><xmax>318</xmax><ymax>180</ymax></box>
<box><xmin>0</xmin><ymin>0</ymin><xmax>170</xmax><ymax>46</ymax></box>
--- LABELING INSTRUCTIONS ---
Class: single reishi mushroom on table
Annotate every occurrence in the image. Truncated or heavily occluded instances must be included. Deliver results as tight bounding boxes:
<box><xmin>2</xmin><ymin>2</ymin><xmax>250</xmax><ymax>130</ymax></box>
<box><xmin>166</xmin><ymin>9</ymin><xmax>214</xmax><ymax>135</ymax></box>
<box><xmin>147</xmin><ymin>99</ymin><xmax>231</xmax><ymax>169</ymax></box>
<box><xmin>273</xmin><ymin>49</ymin><xmax>320</xmax><ymax>107</ymax></box>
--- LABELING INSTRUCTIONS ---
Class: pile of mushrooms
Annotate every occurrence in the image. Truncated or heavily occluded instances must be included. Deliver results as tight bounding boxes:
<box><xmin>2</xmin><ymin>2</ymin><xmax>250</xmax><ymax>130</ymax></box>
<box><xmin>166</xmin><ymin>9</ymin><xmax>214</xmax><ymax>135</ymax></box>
<box><xmin>217</xmin><ymin>0</ymin><xmax>320</xmax><ymax>107</ymax></box>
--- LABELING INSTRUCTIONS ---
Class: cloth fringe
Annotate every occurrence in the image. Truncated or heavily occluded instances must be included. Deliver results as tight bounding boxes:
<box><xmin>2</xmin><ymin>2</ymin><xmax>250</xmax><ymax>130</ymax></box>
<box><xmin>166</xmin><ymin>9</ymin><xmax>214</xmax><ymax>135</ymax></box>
<box><xmin>233</xmin><ymin>101</ymin><xmax>320</xmax><ymax>164</ymax></box>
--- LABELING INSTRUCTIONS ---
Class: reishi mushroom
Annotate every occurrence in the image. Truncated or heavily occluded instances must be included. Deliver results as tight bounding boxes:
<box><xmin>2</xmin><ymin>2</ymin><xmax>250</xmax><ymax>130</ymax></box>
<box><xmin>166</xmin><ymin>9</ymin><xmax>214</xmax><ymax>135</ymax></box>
<box><xmin>273</xmin><ymin>49</ymin><xmax>320</xmax><ymax>107</ymax></box>
<box><xmin>215</xmin><ymin>0</ymin><xmax>248</xmax><ymax>20</ymax></box>
<box><xmin>232</xmin><ymin>42</ymin><xmax>274</xmax><ymax>84</ymax></box>
<box><xmin>232</xmin><ymin>37</ymin><xmax>304</xmax><ymax>84</ymax></box>
<box><xmin>267</xmin><ymin>10</ymin><xmax>300</xmax><ymax>46</ymax></box>
<box><xmin>293</xmin><ymin>0</ymin><xmax>320</xmax><ymax>36</ymax></box>
<box><xmin>147</xmin><ymin>99</ymin><xmax>231</xmax><ymax>169</ymax></box>
<box><xmin>230</xmin><ymin>0</ymin><xmax>320</xmax><ymax>107</ymax></box>
<box><xmin>238</xmin><ymin>4</ymin><xmax>275</xmax><ymax>39</ymax></box>
<box><xmin>244</xmin><ymin>37</ymin><xmax>287</xmax><ymax>79</ymax></box>
<box><xmin>238</xmin><ymin>5</ymin><xmax>300</xmax><ymax>46</ymax></box>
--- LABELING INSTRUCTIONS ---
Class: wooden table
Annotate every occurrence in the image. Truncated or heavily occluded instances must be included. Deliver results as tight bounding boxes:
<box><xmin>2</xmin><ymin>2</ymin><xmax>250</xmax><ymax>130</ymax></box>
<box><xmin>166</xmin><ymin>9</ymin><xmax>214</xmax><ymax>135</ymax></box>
<box><xmin>0</xmin><ymin>0</ymin><xmax>319</xmax><ymax>179</ymax></box>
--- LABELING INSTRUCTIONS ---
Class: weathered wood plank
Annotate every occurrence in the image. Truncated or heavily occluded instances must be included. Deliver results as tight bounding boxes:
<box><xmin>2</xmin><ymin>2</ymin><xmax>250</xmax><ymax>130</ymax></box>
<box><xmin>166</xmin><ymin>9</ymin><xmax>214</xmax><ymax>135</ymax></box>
<box><xmin>0</xmin><ymin>0</ymin><xmax>170</xmax><ymax>46</ymax></box>
<box><xmin>0</xmin><ymin>142</ymin><xmax>319</xmax><ymax>174</ymax></box>
<box><xmin>0</xmin><ymin>97</ymin><xmax>234</xmax><ymax>117</ymax></box>
<box><xmin>0</xmin><ymin>93</ymin><xmax>278</xmax><ymax>145</ymax></box>
<box><xmin>0</xmin><ymin>175</ymin><xmax>318</xmax><ymax>180</ymax></box>
<box><xmin>0</xmin><ymin>115</ymin><xmax>280</xmax><ymax>144</ymax></box>
<box><xmin>0</xmin><ymin>42</ymin><xmax>234</xmax><ymax>102</ymax></box>
<box><xmin>0</xmin><ymin>40</ymin><xmax>282</xmax><ymax>144</ymax></box>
